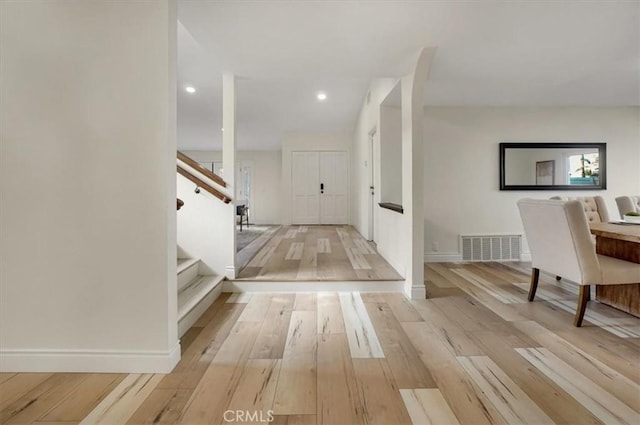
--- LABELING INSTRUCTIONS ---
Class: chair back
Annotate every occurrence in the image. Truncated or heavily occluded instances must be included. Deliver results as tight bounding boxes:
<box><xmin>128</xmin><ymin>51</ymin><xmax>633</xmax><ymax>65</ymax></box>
<box><xmin>549</xmin><ymin>196</ymin><xmax>609</xmax><ymax>222</ymax></box>
<box><xmin>518</xmin><ymin>199</ymin><xmax>601</xmax><ymax>285</ymax></box>
<box><xmin>577</xmin><ymin>196</ymin><xmax>610</xmax><ymax>223</ymax></box>
<box><xmin>616</xmin><ymin>196</ymin><xmax>640</xmax><ymax>218</ymax></box>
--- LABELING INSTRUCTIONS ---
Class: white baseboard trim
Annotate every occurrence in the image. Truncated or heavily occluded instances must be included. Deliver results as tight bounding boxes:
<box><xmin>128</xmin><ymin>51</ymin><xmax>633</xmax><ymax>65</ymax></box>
<box><xmin>424</xmin><ymin>252</ymin><xmax>463</xmax><ymax>263</ymax></box>
<box><xmin>225</xmin><ymin>265</ymin><xmax>237</xmax><ymax>279</ymax></box>
<box><xmin>406</xmin><ymin>284</ymin><xmax>426</xmax><ymax>299</ymax></box>
<box><xmin>0</xmin><ymin>341</ymin><xmax>181</xmax><ymax>373</ymax></box>
<box><xmin>520</xmin><ymin>253</ymin><xmax>532</xmax><ymax>262</ymax></box>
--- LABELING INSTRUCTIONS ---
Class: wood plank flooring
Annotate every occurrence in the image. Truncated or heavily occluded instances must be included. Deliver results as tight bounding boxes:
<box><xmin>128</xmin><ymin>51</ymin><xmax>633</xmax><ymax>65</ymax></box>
<box><xmin>237</xmin><ymin>226</ymin><xmax>403</xmax><ymax>281</ymax></box>
<box><xmin>236</xmin><ymin>225</ymin><xmax>281</xmax><ymax>270</ymax></box>
<box><xmin>2</xmin><ymin>262</ymin><xmax>639</xmax><ymax>425</ymax></box>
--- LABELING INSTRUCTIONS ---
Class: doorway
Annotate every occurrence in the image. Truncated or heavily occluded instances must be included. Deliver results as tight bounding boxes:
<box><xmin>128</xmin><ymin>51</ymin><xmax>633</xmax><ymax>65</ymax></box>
<box><xmin>291</xmin><ymin>151</ymin><xmax>348</xmax><ymax>224</ymax></box>
<box><xmin>368</xmin><ymin>129</ymin><xmax>377</xmax><ymax>241</ymax></box>
<box><xmin>236</xmin><ymin>160</ymin><xmax>253</xmax><ymax>209</ymax></box>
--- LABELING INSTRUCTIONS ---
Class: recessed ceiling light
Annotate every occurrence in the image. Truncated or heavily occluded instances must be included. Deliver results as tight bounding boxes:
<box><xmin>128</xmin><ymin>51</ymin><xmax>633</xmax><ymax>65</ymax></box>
<box><xmin>185</xmin><ymin>86</ymin><xmax>196</xmax><ymax>94</ymax></box>
<box><xmin>317</xmin><ymin>92</ymin><xmax>327</xmax><ymax>101</ymax></box>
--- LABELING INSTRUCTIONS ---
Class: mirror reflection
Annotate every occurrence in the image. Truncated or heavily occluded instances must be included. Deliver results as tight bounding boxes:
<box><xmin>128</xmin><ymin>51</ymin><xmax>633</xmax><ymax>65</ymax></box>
<box><xmin>499</xmin><ymin>143</ymin><xmax>606</xmax><ymax>190</ymax></box>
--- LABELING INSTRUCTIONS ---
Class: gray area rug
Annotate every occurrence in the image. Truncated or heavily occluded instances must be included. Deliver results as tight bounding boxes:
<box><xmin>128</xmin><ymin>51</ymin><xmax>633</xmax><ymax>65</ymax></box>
<box><xmin>236</xmin><ymin>225</ymin><xmax>277</xmax><ymax>252</ymax></box>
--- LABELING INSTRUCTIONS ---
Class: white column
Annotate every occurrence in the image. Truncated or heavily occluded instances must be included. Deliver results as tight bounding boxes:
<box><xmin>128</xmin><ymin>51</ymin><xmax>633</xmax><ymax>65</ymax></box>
<box><xmin>401</xmin><ymin>48</ymin><xmax>436</xmax><ymax>299</ymax></box>
<box><xmin>222</xmin><ymin>73</ymin><xmax>237</xmax><ymax>278</ymax></box>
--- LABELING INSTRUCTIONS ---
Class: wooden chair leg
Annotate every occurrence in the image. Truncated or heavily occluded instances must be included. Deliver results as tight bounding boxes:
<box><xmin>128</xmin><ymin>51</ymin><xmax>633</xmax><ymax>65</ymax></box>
<box><xmin>528</xmin><ymin>268</ymin><xmax>540</xmax><ymax>302</ymax></box>
<box><xmin>574</xmin><ymin>285</ymin><xmax>590</xmax><ymax>327</ymax></box>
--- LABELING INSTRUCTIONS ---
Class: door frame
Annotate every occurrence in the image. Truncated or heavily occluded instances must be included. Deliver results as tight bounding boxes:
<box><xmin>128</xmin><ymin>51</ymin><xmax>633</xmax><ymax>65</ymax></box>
<box><xmin>236</xmin><ymin>160</ymin><xmax>254</xmax><ymax>222</ymax></box>
<box><xmin>368</xmin><ymin>127</ymin><xmax>378</xmax><ymax>241</ymax></box>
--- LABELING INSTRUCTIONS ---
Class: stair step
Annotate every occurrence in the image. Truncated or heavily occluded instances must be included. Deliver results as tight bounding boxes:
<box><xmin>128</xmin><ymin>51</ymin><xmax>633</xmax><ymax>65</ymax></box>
<box><xmin>177</xmin><ymin>258</ymin><xmax>200</xmax><ymax>292</ymax></box>
<box><xmin>177</xmin><ymin>275</ymin><xmax>224</xmax><ymax>337</ymax></box>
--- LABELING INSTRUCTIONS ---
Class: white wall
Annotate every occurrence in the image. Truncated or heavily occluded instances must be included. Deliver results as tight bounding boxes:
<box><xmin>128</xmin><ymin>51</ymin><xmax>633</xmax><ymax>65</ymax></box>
<box><xmin>504</xmin><ymin>149</ymin><xmax>539</xmax><ymax>185</ymax></box>
<box><xmin>0</xmin><ymin>0</ymin><xmax>179</xmax><ymax>372</ymax></box>
<box><xmin>351</xmin><ymin>79</ymin><xmax>398</xmax><ymax>238</ymax></box>
<box><xmin>380</xmin><ymin>105</ymin><xmax>403</xmax><ymax>205</ymax></box>
<box><xmin>282</xmin><ymin>133</ymin><xmax>351</xmax><ymax>225</ymax></box>
<box><xmin>423</xmin><ymin>107</ymin><xmax>640</xmax><ymax>260</ymax></box>
<box><xmin>183</xmin><ymin>150</ymin><xmax>282</xmax><ymax>225</ymax></box>
<box><xmin>351</xmin><ymin>46</ymin><xmax>434</xmax><ymax>300</ymax></box>
<box><xmin>177</xmin><ymin>175</ymin><xmax>234</xmax><ymax>275</ymax></box>
<box><xmin>352</xmin><ymin>79</ymin><xmax>408</xmax><ymax>276</ymax></box>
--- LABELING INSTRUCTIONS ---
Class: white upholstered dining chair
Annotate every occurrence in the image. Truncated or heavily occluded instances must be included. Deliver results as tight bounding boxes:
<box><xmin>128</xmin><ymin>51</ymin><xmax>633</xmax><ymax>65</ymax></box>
<box><xmin>548</xmin><ymin>195</ymin><xmax>609</xmax><ymax>282</ymax></box>
<box><xmin>549</xmin><ymin>196</ymin><xmax>610</xmax><ymax>223</ymax></box>
<box><xmin>518</xmin><ymin>198</ymin><xmax>640</xmax><ymax>326</ymax></box>
<box><xmin>616</xmin><ymin>195</ymin><xmax>640</xmax><ymax>218</ymax></box>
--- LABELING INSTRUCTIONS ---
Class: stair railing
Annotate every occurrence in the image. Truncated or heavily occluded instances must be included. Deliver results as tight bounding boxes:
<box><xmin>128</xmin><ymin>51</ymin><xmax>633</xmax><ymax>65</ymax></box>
<box><xmin>177</xmin><ymin>151</ymin><xmax>231</xmax><ymax>204</ymax></box>
<box><xmin>177</xmin><ymin>151</ymin><xmax>226</xmax><ymax>187</ymax></box>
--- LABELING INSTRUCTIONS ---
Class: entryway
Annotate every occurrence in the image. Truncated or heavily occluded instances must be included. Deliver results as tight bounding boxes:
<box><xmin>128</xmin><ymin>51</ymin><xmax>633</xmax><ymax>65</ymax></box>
<box><xmin>291</xmin><ymin>151</ymin><xmax>348</xmax><ymax>224</ymax></box>
<box><xmin>235</xmin><ymin>225</ymin><xmax>403</xmax><ymax>282</ymax></box>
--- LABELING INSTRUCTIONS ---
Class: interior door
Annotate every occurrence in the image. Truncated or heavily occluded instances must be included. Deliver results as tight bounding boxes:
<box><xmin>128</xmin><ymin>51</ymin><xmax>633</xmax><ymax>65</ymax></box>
<box><xmin>292</xmin><ymin>152</ymin><xmax>320</xmax><ymax>224</ymax></box>
<box><xmin>320</xmin><ymin>151</ymin><xmax>348</xmax><ymax>224</ymax></box>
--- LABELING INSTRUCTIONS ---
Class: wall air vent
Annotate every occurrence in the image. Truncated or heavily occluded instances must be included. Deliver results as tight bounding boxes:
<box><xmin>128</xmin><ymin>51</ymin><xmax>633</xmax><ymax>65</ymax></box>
<box><xmin>461</xmin><ymin>235</ymin><xmax>521</xmax><ymax>262</ymax></box>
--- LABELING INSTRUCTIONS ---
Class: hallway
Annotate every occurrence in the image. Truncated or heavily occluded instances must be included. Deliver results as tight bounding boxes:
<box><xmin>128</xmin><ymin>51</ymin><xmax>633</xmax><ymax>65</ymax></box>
<box><xmin>236</xmin><ymin>225</ymin><xmax>403</xmax><ymax>281</ymax></box>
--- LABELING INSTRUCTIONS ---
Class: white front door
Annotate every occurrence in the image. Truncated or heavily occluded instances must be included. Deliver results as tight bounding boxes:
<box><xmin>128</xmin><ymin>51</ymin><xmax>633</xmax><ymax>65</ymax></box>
<box><xmin>291</xmin><ymin>151</ymin><xmax>348</xmax><ymax>225</ymax></box>
<box><xmin>292</xmin><ymin>151</ymin><xmax>320</xmax><ymax>224</ymax></box>
<box><xmin>320</xmin><ymin>151</ymin><xmax>348</xmax><ymax>224</ymax></box>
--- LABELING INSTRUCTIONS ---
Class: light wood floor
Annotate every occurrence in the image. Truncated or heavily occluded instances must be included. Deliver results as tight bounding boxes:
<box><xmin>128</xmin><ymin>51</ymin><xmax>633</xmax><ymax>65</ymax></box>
<box><xmin>236</xmin><ymin>225</ymin><xmax>403</xmax><ymax>281</ymax></box>
<box><xmin>236</xmin><ymin>225</ymin><xmax>281</xmax><ymax>271</ymax></box>
<box><xmin>2</xmin><ymin>262</ymin><xmax>639</xmax><ymax>425</ymax></box>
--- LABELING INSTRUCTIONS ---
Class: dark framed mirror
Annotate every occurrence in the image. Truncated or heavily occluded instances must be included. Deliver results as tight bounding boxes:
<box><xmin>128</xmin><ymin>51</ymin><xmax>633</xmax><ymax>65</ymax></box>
<box><xmin>499</xmin><ymin>142</ymin><xmax>606</xmax><ymax>191</ymax></box>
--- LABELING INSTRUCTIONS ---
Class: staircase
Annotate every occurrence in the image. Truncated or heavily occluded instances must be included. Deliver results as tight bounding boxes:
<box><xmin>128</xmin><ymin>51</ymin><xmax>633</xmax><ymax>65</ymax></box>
<box><xmin>175</xmin><ymin>151</ymin><xmax>231</xmax><ymax>337</ymax></box>
<box><xmin>177</xmin><ymin>257</ymin><xmax>224</xmax><ymax>337</ymax></box>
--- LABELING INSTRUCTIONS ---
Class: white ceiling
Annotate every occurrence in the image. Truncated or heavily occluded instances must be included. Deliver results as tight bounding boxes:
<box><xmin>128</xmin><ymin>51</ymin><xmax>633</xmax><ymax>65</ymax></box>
<box><xmin>177</xmin><ymin>1</ymin><xmax>640</xmax><ymax>151</ymax></box>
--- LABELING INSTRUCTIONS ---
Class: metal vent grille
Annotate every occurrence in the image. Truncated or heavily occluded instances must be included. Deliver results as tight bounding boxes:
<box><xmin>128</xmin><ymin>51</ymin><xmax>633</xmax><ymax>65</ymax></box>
<box><xmin>461</xmin><ymin>235</ymin><xmax>522</xmax><ymax>262</ymax></box>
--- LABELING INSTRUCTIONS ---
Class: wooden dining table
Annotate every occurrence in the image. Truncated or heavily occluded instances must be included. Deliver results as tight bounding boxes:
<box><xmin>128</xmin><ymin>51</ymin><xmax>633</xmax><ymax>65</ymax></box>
<box><xmin>589</xmin><ymin>222</ymin><xmax>640</xmax><ymax>317</ymax></box>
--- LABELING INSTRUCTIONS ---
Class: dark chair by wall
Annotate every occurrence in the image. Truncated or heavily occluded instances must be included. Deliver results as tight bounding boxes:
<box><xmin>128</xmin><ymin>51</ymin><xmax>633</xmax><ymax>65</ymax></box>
<box><xmin>236</xmin><ymin>204</ymin><xmax>249</xmax><ymax>231</ymax></box>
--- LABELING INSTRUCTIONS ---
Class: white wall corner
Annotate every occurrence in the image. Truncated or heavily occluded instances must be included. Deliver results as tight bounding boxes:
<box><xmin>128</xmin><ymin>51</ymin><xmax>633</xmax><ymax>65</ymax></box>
<box><xmin>223</xmin><ymin>74</ymin><xmax>238</xmax><ymax>274</ymax></box>
<box><xmin>166</xmin><ymin>0</ymin><xmax>179</xmax><ymax>349</ymax></box>
<box><xmin>399</xmin><ymin>48</ymin><xmax>437</xmax><ymax>299</ymax></box>
<box><xmin>0</xmin><ymin>342</ymin><xmax>181</xmax><ymax>373</ymax></box>
<box><xmin>520</xmin><ymin>253</ymin><xmax>532</xmax><ymax>262</ymax></box>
